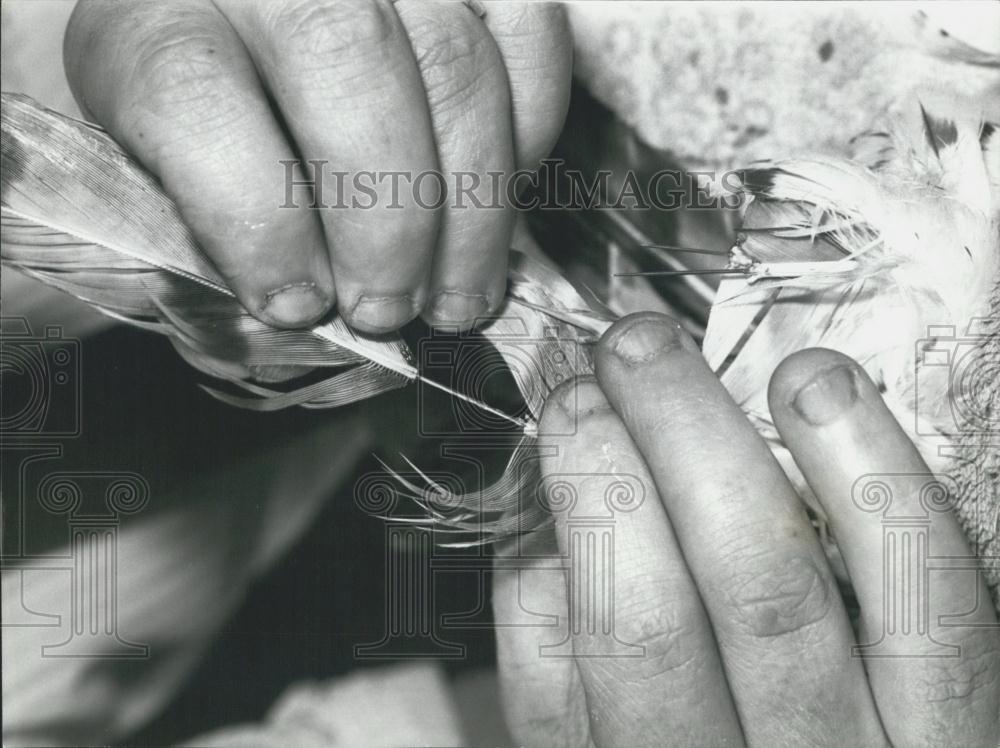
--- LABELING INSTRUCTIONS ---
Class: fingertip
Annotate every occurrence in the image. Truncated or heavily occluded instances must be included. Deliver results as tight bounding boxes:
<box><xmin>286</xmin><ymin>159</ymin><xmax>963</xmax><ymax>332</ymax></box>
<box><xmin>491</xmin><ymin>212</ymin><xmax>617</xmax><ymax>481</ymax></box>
<box><xmin>768</xmin><ymin>348</ymin><xmax>870</xmax><ymax>428</ymax></box>
<box><xmin>226</xmin><ymin>221</ymin><xmax>337</xmax><ymax>329</ymax></box>
<box><xmin>423</xmin><ymin>271</ymin><xmax>508</xmax><ymax>329</ymax></box>
<box><xmin>257</xmin><ymin>281</ymin><xmax>334</xmax><ymax>329</ymax></box>
<box><xmin>595</xmin><ymin>312</ymin><xmax>697</xmax><ymax>372</ymax></box>
<box><xmin>422</xmin><ymin>290</ymin><xmax>491</xmax><ymax>330</ymax></box>
<box><xmin>341</xmin><ymin>293</ymin><xmax>421</xmax><ymax>334</ymax></box>
<box><xmin>539</xmin><ymin>375</ymin><xmax>608</xmax><ymax>437</ymax></box>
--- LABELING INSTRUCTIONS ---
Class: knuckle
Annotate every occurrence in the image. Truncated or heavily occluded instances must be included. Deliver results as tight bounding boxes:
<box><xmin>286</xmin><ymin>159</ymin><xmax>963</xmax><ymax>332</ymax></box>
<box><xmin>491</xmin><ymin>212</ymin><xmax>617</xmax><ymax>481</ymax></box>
<box><xmin>121</xmin><ymin>26</ymin><xmax>247</xmax><ymax>139</ymax></box>
<box><xmin>132</xmin><ymin>26</ymin><xmax>232</xmax><ymax>101</ymax></box>
<box><xmin>66</xmin><ymin>4</ymin><xmax>241</xmax><ymax>126</ymax></box>
<box><xmin>410</xmin><ymin>11</ymin><xmax>483</xmax><ymax>68</ymax></box>
<box><xmin>408</xmin><ymin>14</ymin><xmax>501</xmax><ymax>114</ymax></box>
<box><xmin>722</xmin><ymin>551</ymin><xmax>835</xmax><ymax>639</ymax></box>
<box><xmin>102</xmin><ymin>30</ymin><xmax>257</xmax><ymax>162</ymax></box>
<box><xmin>602</xmin><ymin>598</ymin><xmax>704</xmax><ymax>680</ymax></box>
<box><xmin>533</xmin><ymin>2</ymin><xmax>571</xmax><ymax>35</ymax></box>
<box><xmin>492</xmin><ymin>3</ymin><xmax>570</xmax><ymax>45</ymax></box>
<box><xmin>269</xmin><ymin>0</ymin><xmax>397</xmax><ymax>62</ymax></box>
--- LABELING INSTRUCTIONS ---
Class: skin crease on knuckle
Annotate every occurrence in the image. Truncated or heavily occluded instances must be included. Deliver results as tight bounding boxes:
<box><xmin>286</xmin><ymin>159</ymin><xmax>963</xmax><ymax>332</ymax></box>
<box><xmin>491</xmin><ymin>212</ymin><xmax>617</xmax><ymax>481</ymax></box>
<box><xmin>717</xmin><ymin>549</ymin><xmax>835</xmax><ymax>641</ymax></box>
<box><xmin>70</xmin><ymin>7</ymin><xmax>236</xmax><ymax>137</ymax></box>
<box><xmin>482</xmin><ymin>4</ymin><xmax>571</xmax><ymax>171</ymax></box>
<box><xmin>406</xmin><ymin>14</ymin><xmax>499</xmax><ymax>124</ymax></box>
<box><xmin>599</xmin><ymin>597</ymin><xmax>707</xmax><ymax>686</ymax></box>
<box><xmin>256</xmin><ymin>1</ymin><xmax>412</xmax><ymax>114</ymax></box>
<box><xmin>487</xmin><ymin>4</ymin><xmax>572</xmax><ymax>87</ymax></box>
<box><xmin>66</xmin><ymin>2</ymin><xmax>343</xmax><ymax>332</ymax></box>
<box><xmin>263</xmin><ymin>0</ymin><xmax>397</xmax><ymax>65</ymax></box>
<box><xmin>67</xmin><ymin>6</ymin><xmax>273</xmax><ymax>193</ymax></box>
<box><xmin>922</xmin><ymin>638</ymin><xmax>1000</xmax><ymax>705</ymax></box>
<box><xmin>906</xmin><ymin>632</ymin><xmax>1000</xmax><ymax>745</ymax></box>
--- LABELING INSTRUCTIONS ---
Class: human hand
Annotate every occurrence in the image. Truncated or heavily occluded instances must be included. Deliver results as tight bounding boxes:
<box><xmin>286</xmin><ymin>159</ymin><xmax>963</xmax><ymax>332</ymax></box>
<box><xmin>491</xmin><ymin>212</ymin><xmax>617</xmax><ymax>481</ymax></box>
<box><xmin>64</xmin><ymin>0</ymin><xmax>570</xmax><ymax>331</ymax></box>
<box><xmin>494</xmin><ymin>312</ymin><xmax>1000</xmax><ymax>747</ymax></box>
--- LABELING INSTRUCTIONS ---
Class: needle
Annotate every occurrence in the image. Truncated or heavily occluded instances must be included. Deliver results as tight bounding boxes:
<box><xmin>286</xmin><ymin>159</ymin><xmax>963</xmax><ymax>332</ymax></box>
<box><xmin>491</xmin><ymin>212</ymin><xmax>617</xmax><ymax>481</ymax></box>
<box><xmin>640</xmin><ymin>243</ymin><xmax>732</xmax><ymax>257</ymax></box>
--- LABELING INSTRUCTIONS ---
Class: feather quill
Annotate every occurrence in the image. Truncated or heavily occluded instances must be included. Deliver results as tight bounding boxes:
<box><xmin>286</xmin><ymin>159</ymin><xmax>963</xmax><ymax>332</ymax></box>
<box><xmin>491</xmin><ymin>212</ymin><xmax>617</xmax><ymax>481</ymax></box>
<box><xmin>1</xmin><ymin>93</ymin><xmax>525</xmax><ymax>415</ymax></box>
<box><xmin>0</xmin><ymin>92</ymin><xmax>610</xmax><ymax>541</ymax></box>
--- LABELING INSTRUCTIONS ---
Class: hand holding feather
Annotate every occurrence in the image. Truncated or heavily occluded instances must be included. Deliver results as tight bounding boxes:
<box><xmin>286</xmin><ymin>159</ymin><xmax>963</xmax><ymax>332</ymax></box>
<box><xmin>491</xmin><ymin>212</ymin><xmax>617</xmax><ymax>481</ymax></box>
<box><xmin>3</xmin><ymin>93</ymin><xmax>998</xmax><ymax>611</ymax></box>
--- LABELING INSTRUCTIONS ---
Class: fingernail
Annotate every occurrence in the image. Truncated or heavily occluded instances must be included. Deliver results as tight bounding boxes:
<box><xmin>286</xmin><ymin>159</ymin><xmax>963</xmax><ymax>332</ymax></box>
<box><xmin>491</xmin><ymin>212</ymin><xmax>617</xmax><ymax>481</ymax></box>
<box><xmin>792</xmin><ymin>364</ymin><xmax>859</xmax><ymax>425</ymax></box>
<box><xmin>611</xmin><ymin>316</ymin><xmax>685</xmax><ymax>365</ymax></box>
<box><xmin>349</xmin><ymin>294</ymin><xmax>416</xmax><ymax>332</ymax></box>
<box><xmin>260</xmin><ymin>283</ymin><xmax>329</xmax><ymax>328</ymax></box>
<box><xmin>428</xmin><ymin>291</ymin><xmax>490</xmax><ymax>326</ymax></box>
<box><xmin>572</xmin><ymin>378</ymin><xmax>611</xmax><ymax>417</ymax></box>
<box><xmin>542</xmin><ymin>376</ymin><xmax>610</xmax><ymax>435</ymax></box>
<box><xmin>549</xmin><ymin>376</ymin><xmax>608</xmax><ymax>418</ymax></box>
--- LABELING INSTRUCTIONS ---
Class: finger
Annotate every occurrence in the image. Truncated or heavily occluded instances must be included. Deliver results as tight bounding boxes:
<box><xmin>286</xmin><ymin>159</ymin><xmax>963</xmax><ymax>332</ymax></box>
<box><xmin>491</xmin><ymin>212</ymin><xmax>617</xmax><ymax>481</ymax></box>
<box><xmin>492</xmin><ymin>528</ymin><xmax>593</xmax><ymax>748</ymax></box>
<box><xmin>537</xmin><ymin>377</ymin><xmax>743</xmax><ymax>748</ymax></box>
<box><xmin>480</xmin><ymin>2</ymin><xmax>572</xmax><ymax>169</ymax></box>
<box><xmin>64</xmin><ymin>0</ymin><xmax>335</xmax><ymax>328</ymax></box>
<box><xmin>769</xmin><ymin>348</ymin><xmax>1000</xmax><ymax>747</ymax></box>
<box><xmin>594</xmin><ymin>313</ymin><xmax>886</xmax><ymax>747</ymax></box>
<box><xmin>217</xmin><ymin>0</ymin><xmax>440</xmax><ymax>333</ymax></box>
<box><xmin>394</xmin><ymin>1</ymin><xmax>515</xmax><ymax>329</ymax></box>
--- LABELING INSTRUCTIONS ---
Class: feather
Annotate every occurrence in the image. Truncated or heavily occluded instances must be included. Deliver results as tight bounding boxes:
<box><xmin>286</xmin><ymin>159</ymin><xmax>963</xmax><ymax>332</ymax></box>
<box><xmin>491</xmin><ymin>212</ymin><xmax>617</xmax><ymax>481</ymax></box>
<box><xmin>2</xmin><ymin>93</ymin><xmax>580</xmax><ymax>429</ymax></box>
<box><xmin>5</xmin><ymin>91</ymin><xmax>997</xmax><ymax>585</ymax></box>
<box><xmin>1</xmin><ymin>93</ymin><xmax>418</xmax><ymax>409</ymax></box>
<box><xmin>0</xmin><ymin>92</ymin><xmax>608</xmax><ymax>541</ymax></box>
<box><xmin>1</xmin><ymin>93</ymin><xmax>608</xmax><ymax>435</ymax></box>
<box><xmin>703</xmin><ymin>95</ymin><xmax>1000</xmax><ymax>597</ymax></box>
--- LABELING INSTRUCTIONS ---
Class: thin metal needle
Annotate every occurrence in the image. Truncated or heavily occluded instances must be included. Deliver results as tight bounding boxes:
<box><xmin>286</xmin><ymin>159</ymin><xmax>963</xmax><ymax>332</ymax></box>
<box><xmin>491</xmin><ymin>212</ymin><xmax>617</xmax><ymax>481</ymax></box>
<box><xmin>640</xmin><ymin>244</ymin><xmax>732</xmax><ymax>257</ymax></box>
<box><xmin>615</xmin><ymin>268</ymin><xmax>747</xmax><ymax>278</ymax></box>
<box><xmin>417</xmin><ymin>375</ymin><xmax>532</xmax><ymax>432</ymax></box>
